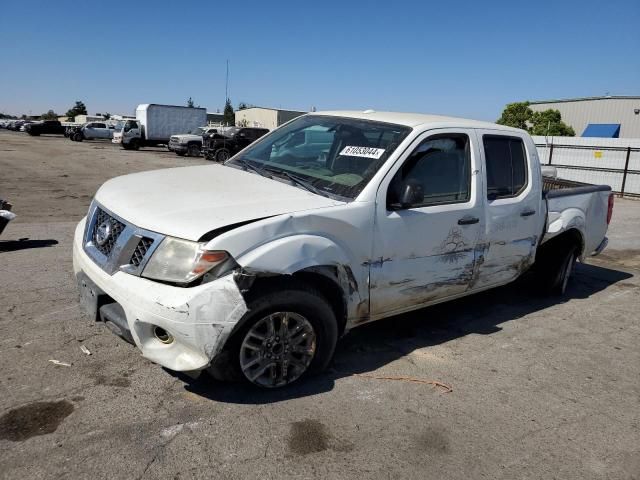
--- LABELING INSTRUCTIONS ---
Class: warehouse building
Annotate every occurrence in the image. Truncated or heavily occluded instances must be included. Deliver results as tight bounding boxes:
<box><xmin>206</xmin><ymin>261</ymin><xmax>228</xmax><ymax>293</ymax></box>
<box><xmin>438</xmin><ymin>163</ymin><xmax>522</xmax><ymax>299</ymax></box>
<box><xmin>234</xmin><ymin>107</ymin><xmax>306</xmax><ymax>130</ymax></box>
<box><xmin>529</xmin><ymin>96</ymin><xmax>640</xmax><ymax>138</ymax></box>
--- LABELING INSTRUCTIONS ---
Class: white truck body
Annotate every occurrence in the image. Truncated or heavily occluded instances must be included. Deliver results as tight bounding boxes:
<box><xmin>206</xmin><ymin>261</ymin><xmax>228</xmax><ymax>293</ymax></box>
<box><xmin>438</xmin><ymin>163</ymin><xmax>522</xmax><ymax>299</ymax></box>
<box><xmin>113</xmin><ymin>104</ymin><xmax>206</xmax><ymax>149</ymax></box>
<box><xmin>74</xmin><ymin>111</ymin><xmax>612</xmax><ymax>387</ymax></box>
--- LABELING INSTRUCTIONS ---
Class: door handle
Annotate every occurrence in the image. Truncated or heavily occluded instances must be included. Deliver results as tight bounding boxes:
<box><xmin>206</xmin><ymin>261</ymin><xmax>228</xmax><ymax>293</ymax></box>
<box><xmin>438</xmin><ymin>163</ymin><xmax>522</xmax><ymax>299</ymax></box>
<box><xmin>520</xmin><ymin>209</ymin><xmax>536</xmax><ymax>217</ymax></box>
<box><xmin>458</xmin><ymin>216</ymin><xmax>479</xmax><ymax>225</ymax></box>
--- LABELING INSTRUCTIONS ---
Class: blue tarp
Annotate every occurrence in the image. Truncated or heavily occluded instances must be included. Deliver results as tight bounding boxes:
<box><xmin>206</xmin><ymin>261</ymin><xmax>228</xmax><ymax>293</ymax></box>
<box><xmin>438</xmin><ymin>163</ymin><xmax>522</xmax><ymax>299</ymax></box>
<box><xmin>582</xmin><ymin>124</ymin><xmax>621</xmax><ymax>138</ymax></box>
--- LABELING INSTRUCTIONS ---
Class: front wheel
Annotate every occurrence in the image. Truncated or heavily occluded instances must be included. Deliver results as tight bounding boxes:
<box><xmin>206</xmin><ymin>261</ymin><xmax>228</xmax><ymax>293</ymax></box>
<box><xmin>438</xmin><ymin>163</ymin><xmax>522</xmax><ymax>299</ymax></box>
<box><xmin>209</xmin><ymin>285</ymin><xmax>338</xmax><ymax>388</ymax></box>
<box><xmin>73</xmin><ymin>133</ymin><xmax>83</xmax><ymax>142</ymax></box>
<box><xmin>215</xmin><ymin>149</ymin><xmax>230</xmax><ymax>162</ymax></box>
<box><xmin>188</xmin><ymin>144</ymin><xmax>201</xmax><ymax>157</ymax></box>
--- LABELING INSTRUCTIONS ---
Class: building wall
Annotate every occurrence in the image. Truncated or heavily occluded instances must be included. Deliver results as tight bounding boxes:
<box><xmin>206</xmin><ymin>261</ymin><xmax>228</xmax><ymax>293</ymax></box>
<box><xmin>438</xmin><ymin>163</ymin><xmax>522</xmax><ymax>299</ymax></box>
<box><xmin>74</xmin><ymin>115</ymin><xmax>106</xmax><ymax>124</ymax></box>
<box><xmin>235</xmin><ymin>109</ymin><xmax>278</xmax><ymax>129</ymax></box>
<box><xmin>529</xmin><ymin>98</ymin><xmax>640</xmax><ymax>138</ymax></box>
<box><xmin>235</xmin><ymin>108</ymin><xmax>306</xmax><ymax>130</ymax></box>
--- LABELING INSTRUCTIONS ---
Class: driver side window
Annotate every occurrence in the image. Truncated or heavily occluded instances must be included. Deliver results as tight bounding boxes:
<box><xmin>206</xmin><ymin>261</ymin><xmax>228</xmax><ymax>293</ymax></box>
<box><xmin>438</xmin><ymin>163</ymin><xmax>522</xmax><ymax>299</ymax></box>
<box><xmin>388</xmin><ymin>133</ymin><xmax>471</xmax><ymax>208</ymax></box>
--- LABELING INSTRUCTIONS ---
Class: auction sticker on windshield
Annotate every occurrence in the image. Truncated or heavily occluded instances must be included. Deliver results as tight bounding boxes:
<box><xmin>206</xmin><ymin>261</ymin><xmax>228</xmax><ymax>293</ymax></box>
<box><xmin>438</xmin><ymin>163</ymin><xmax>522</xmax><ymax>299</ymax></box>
<box><xmin>340</xmin><ymin>146</ymin><xmax>386</xmax><ymax>159</ymax></box>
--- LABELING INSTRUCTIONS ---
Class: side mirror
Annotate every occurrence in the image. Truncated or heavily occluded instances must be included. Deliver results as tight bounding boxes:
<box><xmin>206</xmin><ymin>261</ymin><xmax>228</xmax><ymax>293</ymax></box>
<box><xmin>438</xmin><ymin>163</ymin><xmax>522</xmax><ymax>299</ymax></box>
<box><xmin>398</xmin><ymin>180</ymin><xmax>424</xmax><ymax>208</ymax></box>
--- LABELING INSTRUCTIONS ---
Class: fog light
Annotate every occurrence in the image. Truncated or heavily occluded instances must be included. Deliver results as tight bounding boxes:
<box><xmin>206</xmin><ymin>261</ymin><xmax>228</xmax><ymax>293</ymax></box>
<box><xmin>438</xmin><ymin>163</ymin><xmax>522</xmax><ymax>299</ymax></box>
<box><xmin>153</xmin><ymin>326</ymin><xmax>174</xmax><ymax>344</ymax></box>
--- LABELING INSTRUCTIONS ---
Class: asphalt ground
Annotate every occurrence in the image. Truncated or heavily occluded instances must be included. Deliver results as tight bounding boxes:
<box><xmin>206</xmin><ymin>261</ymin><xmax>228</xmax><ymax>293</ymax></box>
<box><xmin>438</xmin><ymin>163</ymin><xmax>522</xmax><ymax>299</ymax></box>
<box><xmin>1</xmin><ymin>130</ymin><xmax>639</xmax><ymax>479</ymax></box>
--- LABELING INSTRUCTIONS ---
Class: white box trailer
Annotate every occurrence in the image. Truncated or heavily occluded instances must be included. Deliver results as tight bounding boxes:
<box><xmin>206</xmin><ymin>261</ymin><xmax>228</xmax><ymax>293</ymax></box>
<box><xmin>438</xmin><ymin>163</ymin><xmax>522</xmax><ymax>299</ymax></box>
<box><xmin>113</xmin><ymin>104</ymin><xmax>207</xmax><ymax>150</ymax></box>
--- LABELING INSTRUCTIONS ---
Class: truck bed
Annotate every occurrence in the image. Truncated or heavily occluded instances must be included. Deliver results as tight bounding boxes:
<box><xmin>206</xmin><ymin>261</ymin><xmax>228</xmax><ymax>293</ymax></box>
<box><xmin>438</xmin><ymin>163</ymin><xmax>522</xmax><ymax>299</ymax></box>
<box><xmin>541</xmin><ymin>176</ymin><xmax>612</xmax><ymax>256</ymax></box>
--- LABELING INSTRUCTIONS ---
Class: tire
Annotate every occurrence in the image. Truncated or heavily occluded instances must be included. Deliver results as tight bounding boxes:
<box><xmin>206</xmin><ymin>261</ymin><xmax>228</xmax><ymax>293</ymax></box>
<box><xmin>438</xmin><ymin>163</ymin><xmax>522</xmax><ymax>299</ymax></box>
<box><xmin>122</xmin><ymin>142</ymin><xmax>133</xmax><ymax>150</ymax></box>
<box><xmin>175</xmin><ymin>151</ymin><xmax>186</xmax><ymax>156</ymax></box>
<box><xmin>188</xmin><ymin>144</ymin><xmax>201</xmax><ymax>157</ymax></box>
<box><xmin>538</xmin><ymin>244</ymin><xmax>578</xmax><ymax>296</ymax></box>
<box><xmin>215</xmin><ymin>149</ymin><xmax>230</xmax><ymax>163</ymax></box>
<box><xmin>73</xmin><ymin>133</ymin><xmax>83</xmax><ymax>142</ymax></box>
<box><xmin>208</xmin><ymin>282</ymin><xmax>338</xmax><ymax>388</ymax></box>
<box><xmin>129</xmin><ymin>139</ymin><xmax>140</xmax><ymax>150</ymax></box>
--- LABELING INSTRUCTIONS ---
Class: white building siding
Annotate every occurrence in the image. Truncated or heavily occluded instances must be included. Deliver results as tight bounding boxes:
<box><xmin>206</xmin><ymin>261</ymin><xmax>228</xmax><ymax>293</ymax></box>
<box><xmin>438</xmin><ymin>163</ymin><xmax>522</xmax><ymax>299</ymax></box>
<box><xmin>235</xmin><ymin>107</ymin><xmax>306</xmax><ymax>130</ymax></box>
<box><xmin>529</xmin><ymin>97</ymin><xmax>640</xmax><ymax>139</ymax></box>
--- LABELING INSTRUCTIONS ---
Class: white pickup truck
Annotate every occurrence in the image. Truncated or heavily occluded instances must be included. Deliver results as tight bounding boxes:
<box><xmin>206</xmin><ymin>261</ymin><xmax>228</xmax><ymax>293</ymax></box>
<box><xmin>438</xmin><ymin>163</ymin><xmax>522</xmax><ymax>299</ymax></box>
<box><xmin>73</xmin><ymin>111</ymin><xmax>613</xmax><ymax>388</ymax></box>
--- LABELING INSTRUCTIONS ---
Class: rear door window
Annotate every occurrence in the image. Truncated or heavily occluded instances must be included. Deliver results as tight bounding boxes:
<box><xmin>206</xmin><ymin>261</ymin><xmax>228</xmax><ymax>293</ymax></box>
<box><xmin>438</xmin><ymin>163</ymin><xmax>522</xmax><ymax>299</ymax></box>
<box><xmin>483</xmin><ymin>135</ymin><xmax>527</xmax><ymax>199</ymax></box>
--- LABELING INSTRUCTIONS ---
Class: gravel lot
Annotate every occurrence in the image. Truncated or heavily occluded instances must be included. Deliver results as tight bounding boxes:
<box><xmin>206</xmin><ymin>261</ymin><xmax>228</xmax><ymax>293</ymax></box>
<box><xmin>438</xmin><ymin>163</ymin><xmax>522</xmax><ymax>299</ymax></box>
<box><xmin>1</xmin><ymin>130</ymin><xmax>639</xmax><ymax>479</ymax></box>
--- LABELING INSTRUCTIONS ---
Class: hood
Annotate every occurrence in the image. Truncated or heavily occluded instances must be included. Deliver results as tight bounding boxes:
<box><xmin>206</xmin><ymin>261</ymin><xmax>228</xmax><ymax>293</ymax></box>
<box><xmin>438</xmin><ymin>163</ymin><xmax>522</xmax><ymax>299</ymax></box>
<box><xmin>94</xmin><ymin>165</ymin><xmax>344</xmax><ymax>241</ymax></box>
<box><xmin>172</xmin><ymin>134</ymin><xmax>201</xmax><ymax>142</ymax></box>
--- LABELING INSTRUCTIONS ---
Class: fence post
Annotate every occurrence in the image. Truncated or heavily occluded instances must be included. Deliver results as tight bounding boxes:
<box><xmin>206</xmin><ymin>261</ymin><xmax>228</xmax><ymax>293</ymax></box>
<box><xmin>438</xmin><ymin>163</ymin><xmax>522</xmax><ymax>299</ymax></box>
<box><xmin>548</xmin><ymin>143</ymin><xmax>554</xmax><ymax>165</ymax></box>
<box><xmin>620</xmin><ymin>147</ymin><xmax>631</xmax><ymax>197</ymax></box>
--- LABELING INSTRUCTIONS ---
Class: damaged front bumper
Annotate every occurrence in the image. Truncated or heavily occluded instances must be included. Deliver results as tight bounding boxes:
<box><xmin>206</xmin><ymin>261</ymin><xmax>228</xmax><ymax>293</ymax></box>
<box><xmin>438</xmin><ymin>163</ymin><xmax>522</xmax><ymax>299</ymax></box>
<box><xmin>72</xmin><ymin>219</ymin><xmax>248</xmax><ymax>372</ymax></box>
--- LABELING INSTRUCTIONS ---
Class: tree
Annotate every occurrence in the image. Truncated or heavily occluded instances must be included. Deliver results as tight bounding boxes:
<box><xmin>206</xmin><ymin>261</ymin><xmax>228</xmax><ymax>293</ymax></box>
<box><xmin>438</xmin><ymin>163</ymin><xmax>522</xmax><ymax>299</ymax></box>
<box><xmin>496</xmin><ymin>101</ymin><xmax>575</xmax><ymax>136</ymax></box>
<box><xmin>238</xmin><ymin>102</ymin><xmax>248</xmax><ymax>110</ymax></box>
<box><xmin>187</xmin><ymin>97</ymin><xmax>195</xmax><ymax>108</ymax></box>
<box><xmin>64</xmin><ymin>101</ymin><xmax>87</xmax><ymax>122</ymax></box>
<box><xmin>223</xmin><ymin>99</ymin><xmax>234</xmax><ymax>126</ymax></box>
<box><xmin>529</xmin><ymin>109</ymin><xmax>575</xmax><ymax>136</ymax></box>
<box><xmin>496</xmin><ymin>102</ymin><xmax>533</xmax><ymax>130</ymax></box>
<box><xmin>41</xmin><ymin>110</ymin><xmax>58</xmax><ymax>120</ymax></box>
<box><xmin>102</xmin><ymin>112</ymin><xmax>111</xmax><ymax>120</ymax></box>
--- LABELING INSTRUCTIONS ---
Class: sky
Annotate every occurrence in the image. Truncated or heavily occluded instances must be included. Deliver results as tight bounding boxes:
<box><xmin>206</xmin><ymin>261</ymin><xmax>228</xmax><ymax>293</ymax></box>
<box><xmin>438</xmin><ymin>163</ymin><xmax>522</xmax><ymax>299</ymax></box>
<box><xmin>0</xmin><ymin>0</ymin><xmax>638</xmax><ymax>121</ymax></box>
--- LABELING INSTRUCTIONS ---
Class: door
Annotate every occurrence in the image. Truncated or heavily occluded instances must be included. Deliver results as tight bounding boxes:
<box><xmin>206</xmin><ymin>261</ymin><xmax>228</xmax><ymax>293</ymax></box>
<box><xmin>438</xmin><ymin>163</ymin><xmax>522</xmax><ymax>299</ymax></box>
<box><xmin>93</xmin><ymin>123</ymin><xmax>108</xmax><ymax>138</ymax></box>
<box><xmin>370</xmin><ymin>129</ymin><xmax>483</xmax><ymax>318</ymax></box>
<box><xmin>471</xmin><ymin>131</ymin><xmax>542</xmax><ymax>289</ymax></box>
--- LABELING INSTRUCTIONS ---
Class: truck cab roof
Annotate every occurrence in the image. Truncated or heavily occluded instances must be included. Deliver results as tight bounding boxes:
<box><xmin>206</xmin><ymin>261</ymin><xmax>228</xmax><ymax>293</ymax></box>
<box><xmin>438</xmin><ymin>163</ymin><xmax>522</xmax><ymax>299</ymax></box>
<box><xmin>314</xmin><ymin>110</ymin><xmax>522</xmax><ymax>133</ymax></box>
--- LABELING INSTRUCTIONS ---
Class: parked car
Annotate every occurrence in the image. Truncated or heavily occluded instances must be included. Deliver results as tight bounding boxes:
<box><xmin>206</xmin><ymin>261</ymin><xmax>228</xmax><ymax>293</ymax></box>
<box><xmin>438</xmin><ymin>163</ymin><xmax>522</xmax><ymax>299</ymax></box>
<box><xmin>25</xmin><ymin>120</ymin><xmax>65</xmax><ymax>136</ymax></box>
<box><xmin>73</xmin><ymin>111</ymin><xmax>613</xmax><ymax>389</ymax></box>
<box><xmin>7</xmin><ymin>120</ymin><xmax>25</xmax><ymax>131</ymax></box>
<box><xmin>168</xmin><ymin>127</ymin><xmax>219</xmax><ymax>156</ymax></box>
<box><xmin>202</xmin><ymin>127</ymin><xmax>269</xmax><ymax>162</ymax></box>
<box><xmin>70</xmin><ymin>122</ymin><xmax>116</xmax><ymax>141</ymax></box>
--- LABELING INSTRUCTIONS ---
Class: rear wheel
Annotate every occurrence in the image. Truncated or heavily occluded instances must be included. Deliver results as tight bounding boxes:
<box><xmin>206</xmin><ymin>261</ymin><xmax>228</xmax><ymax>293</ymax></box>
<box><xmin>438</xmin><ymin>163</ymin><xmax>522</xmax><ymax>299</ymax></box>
<box><xmin>536</xmin><ymin>242</ymin><xmax>579</xmax><ymax>296</ymax></box>
<box><xmin>208</xmin><ymin>284</ymin><xmax>338</xmax><ymax>388</ymax></box>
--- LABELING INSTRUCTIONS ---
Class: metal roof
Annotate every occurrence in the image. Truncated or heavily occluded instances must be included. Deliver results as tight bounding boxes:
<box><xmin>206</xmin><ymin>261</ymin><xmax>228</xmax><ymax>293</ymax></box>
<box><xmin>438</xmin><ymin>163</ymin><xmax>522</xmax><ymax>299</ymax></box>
<box><xmin>529</xmin><ymin>96</ymin><xmax>640</xmax><ymax>104</ymax></box>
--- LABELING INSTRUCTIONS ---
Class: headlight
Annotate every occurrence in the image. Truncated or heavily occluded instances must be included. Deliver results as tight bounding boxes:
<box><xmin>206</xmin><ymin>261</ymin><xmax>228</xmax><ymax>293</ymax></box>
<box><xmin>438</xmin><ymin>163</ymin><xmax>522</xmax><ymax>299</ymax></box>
<box><xmin>142</xmin><ymin>237</ymin><xmax>229</xmax><ymax>284</ymax></box>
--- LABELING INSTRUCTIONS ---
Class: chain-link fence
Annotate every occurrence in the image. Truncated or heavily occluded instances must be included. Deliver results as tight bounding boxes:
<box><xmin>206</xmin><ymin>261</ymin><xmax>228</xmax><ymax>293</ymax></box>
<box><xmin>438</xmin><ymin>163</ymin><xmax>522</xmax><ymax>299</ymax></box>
<box><xmin>533</xmin><ymin>136</ymin><xmax>640</xmax><ymax>197</ymax></box>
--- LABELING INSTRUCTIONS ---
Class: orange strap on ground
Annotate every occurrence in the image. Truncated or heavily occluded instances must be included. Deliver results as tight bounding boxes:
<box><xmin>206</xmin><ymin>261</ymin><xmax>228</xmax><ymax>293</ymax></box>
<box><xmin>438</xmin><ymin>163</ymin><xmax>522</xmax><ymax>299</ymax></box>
<box><xmin>354</xmin><ymin>373</ymin><xmax>453</xmax><ymax>393</ymax></box>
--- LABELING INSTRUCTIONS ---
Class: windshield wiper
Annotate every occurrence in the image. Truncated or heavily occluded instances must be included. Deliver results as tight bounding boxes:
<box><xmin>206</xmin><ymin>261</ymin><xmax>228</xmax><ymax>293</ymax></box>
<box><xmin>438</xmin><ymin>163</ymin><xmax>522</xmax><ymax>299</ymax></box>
<box><xmin>236</xmin><ymin>159</ymin><xmax>272</xmax><ymax>179</ymax></box>
<box><xmin>271</xmin><ymin>169</ymin><xmax>331</xmax><ymax>198</ymax></box>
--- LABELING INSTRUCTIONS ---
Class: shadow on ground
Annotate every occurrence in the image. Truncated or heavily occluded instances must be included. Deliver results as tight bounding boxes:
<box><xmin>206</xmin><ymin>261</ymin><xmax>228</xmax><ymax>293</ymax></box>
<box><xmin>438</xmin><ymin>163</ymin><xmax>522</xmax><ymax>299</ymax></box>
<box><xmin>173</xmin><ymin>262</ymin><xmax>633</xmax><ymax>404</ymax></box>
<box><xmin>0</xmin><ymin>238</ymin><xmax>58</xmax><ymax>252</ymax></box>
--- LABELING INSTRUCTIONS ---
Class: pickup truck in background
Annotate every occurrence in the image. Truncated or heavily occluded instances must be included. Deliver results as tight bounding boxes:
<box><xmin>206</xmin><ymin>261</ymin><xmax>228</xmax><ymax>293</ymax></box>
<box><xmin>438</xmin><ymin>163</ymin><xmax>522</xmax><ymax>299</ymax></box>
<box><xmin>168</xmin><ymin>127</ymin><xmax>219</xmax><ymax>157</ymax></box>
<box><xmin>73</xmin><ymin>111</ymin><xmax>613</xmax><ymax>389</ymax></box>
<box><xmin>25</xmin><ymin>120</ymin><xmax>66</xmax><ymax>136</ymax></box>
<box><xmin>202</xmin><ymin>126</ymin><xmax>269</xmax><ymax>162</ymax></box>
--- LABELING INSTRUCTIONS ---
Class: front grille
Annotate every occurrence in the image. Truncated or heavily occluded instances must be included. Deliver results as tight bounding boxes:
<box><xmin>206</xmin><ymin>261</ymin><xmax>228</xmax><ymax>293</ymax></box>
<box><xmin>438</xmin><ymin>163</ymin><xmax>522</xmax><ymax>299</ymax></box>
<box><xmin>92</xmin><ymin>208</ymin><xmax>125</xmax><ymax>257</ymax></box>
<box><xmin>130</xmin><ymin>237</ymin><xmax>154</xmax><ymax>267</ymax></box>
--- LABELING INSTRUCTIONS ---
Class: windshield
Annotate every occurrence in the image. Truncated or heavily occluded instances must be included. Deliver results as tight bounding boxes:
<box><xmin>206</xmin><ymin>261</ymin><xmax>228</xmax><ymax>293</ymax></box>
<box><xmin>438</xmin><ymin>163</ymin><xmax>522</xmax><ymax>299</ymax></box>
<box><xmin>114</xmin><ymin>121</ymin><xmax>125</xmax><ymax>131</ymax></box>
<box><xmin>227</xmin><ymin>115</ymin><xmax>411</xmax><ymax>199</ymax></box>
<box><xmin>189</xmin><ymin>127</ymin><xmax>206</xmax><ymax>135</ymax></box>
<box><xmin>123</xmin><ymin>120</ymin><xmax>138</xmax><ymax>132</ymax></box>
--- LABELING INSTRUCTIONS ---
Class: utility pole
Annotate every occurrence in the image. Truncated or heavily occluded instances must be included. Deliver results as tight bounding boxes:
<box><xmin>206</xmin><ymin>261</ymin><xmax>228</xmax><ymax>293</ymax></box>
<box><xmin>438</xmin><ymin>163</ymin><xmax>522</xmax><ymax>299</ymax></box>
<box><xmin>225</xmin><ymin>59</ymin><xmax>229</xmax><ymax>102</ymax></box>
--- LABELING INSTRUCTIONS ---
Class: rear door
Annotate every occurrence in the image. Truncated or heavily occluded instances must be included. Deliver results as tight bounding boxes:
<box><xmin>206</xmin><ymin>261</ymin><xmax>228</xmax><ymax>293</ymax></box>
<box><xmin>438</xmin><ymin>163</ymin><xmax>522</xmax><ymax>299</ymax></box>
<box><xmin>472</xmin><ymin>131</ymin><xmax>543</xmax><ymax>289</ymax></box>
<box><xmin>370</xmin><ymin>129</ymin><xmax>483</xmax><ymax>318</ymax></box>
